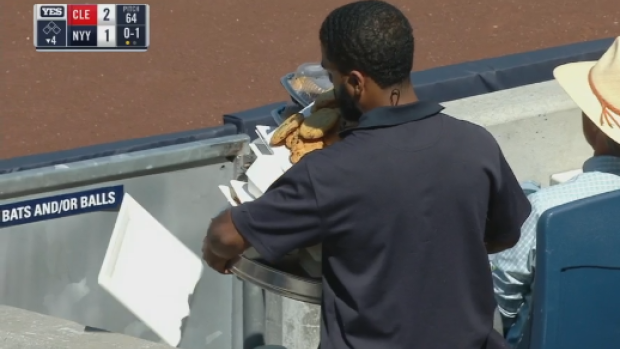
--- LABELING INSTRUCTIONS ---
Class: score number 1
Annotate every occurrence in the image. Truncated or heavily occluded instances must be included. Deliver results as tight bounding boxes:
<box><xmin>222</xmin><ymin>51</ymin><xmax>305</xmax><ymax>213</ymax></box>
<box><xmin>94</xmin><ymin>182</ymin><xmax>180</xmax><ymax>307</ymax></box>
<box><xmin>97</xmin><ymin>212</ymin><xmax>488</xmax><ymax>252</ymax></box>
<box><xmin>105</xmin><ymin>29</ymin><xmax>112</xmax><ymax>42</ymax></box>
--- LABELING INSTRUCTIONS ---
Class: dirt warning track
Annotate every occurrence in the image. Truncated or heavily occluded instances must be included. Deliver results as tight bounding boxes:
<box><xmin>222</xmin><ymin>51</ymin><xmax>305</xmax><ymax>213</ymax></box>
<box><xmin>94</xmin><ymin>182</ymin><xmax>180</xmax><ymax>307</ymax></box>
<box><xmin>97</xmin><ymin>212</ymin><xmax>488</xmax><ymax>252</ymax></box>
<box><xmin>2</xmin><ymin>0</ymin><xmax>618</xmax><ymax>158</ymax></box>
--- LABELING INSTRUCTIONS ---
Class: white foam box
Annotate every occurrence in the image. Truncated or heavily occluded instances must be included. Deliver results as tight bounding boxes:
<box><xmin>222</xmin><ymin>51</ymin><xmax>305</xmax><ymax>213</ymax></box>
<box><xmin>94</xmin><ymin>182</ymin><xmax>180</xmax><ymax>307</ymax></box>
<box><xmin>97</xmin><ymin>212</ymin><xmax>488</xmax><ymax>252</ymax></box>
<box><xmin>229</xmin><ymin>180</ymin><xmax>256</xmax><ymax>203</ymax></box>
<box><xmin>98</xmin><ymin>193</ymin><xmax>203</xmax><ymax>347</ymax></box>
<box><xmin>218</xmin><ymin>185</ymin><xmax>239</xmax><ymax>206</ymax></box>
<box><xmin>245</xmin><ymin>154</ymin><xmax>286</xmax><ymax>197</ymax></box>
<box><xmin>550</xmin><ymin>169</ymin><xmax>582</xmax><ymax>186</ymax></box>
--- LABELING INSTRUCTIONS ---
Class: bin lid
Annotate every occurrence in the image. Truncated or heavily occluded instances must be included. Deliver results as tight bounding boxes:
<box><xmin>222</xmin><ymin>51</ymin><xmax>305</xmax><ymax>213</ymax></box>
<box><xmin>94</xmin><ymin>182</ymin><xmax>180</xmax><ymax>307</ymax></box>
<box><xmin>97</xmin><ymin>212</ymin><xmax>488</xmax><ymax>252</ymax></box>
<box><xmin>231</xmin><ymin>248</ymin><xmax>322</xmax><ymax>304</ymax></box>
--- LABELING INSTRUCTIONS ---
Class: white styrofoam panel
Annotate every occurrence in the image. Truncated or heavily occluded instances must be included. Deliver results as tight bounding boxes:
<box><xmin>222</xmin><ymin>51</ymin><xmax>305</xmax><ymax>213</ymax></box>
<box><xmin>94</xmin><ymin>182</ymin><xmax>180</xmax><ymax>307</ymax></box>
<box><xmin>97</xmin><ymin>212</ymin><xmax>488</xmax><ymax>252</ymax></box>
<box><xmin>98</xmin><ymin>193</ymin><xmax>203</xmax><ymax>347</ymax></box>
<box><xmin>218</xmin><ymin>185</ymin><xmax>239</xmax><ymax>207</ymax></box>
<box><xmin>245</xmin><ymin>155</ymin><xmax>285</xmax><ymax>198</ymax></box>
<box><xmin>229</xmin><ymin>180</ymin><xmax>256</xmax><ymax>203</ymax></box>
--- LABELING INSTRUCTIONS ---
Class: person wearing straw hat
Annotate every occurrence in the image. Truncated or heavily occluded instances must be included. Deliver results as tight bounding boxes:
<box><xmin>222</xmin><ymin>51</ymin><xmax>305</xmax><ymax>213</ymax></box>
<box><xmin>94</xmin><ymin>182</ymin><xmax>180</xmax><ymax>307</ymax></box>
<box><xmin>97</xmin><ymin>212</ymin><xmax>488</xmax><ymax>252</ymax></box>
<box><xmin>491</xmin><ymin>36</ymin><xmax>620</xmax><ymax>348</ymax></box>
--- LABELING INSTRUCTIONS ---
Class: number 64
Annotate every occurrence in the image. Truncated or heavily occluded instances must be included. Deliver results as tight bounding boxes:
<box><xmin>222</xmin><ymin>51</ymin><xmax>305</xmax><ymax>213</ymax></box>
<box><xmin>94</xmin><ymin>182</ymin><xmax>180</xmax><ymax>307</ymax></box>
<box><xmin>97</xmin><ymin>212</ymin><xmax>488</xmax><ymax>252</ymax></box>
<box><xmin>126</xmin><ymin>13</ymin><xmax>137</xmax><ymax>23</ymax></box>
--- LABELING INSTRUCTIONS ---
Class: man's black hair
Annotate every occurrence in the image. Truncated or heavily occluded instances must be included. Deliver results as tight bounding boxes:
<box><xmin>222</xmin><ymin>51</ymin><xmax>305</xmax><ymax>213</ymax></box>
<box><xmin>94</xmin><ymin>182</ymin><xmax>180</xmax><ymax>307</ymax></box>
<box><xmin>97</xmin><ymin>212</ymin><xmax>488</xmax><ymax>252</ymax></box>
<box><xmin>319</xmin><ymin>0</ymin><xmax>414</xmax><ymax>89</ymax></box>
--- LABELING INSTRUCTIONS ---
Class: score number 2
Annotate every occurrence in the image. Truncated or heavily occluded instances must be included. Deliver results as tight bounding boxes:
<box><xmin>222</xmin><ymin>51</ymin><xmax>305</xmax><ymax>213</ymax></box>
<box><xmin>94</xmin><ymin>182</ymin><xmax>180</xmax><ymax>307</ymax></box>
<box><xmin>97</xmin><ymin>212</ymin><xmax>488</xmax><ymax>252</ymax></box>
<box><xmin>103</xmin><ymin>8</ymin><xmax>111</xmax><ymax>21</ymax></box>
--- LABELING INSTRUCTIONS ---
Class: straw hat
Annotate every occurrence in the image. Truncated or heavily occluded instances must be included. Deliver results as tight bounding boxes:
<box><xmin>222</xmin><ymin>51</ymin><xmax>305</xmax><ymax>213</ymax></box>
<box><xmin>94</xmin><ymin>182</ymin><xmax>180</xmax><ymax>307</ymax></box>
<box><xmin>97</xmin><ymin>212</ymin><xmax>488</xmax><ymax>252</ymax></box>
<box><xmin>554</xmin><ymin>36</ymin><xmax>620</xmax><ymax>144</ymax></box>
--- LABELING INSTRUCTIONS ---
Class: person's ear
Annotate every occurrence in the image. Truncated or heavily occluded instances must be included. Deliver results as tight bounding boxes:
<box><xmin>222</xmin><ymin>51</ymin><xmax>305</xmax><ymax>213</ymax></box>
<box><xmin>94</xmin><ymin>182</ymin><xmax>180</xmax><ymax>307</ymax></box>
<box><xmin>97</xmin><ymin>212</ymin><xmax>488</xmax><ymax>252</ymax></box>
<box><xmin>346</xmin><ymin>71</ymin><xmax>365</xmax><ymax>98</ymax></box>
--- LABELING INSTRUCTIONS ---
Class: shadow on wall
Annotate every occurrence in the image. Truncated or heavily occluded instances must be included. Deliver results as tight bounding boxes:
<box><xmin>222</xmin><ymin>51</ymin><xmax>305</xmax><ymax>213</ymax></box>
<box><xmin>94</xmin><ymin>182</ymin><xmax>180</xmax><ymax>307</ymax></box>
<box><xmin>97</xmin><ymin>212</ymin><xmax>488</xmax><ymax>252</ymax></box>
<box><xmin>245</xmin><ymin>333</ymin><xmax>266</xmax><ymax>349</ymax></box>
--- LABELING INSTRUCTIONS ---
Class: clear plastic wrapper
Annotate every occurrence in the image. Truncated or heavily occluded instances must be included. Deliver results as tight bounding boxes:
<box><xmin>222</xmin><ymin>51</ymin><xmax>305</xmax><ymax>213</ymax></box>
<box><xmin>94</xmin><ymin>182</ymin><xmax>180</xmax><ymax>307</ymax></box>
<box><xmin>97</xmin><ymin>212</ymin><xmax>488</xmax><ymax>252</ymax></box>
<box><xmin>281</xmin><ymin>63</ymin><xmax>334</xmax><ymax>106</ymax></box>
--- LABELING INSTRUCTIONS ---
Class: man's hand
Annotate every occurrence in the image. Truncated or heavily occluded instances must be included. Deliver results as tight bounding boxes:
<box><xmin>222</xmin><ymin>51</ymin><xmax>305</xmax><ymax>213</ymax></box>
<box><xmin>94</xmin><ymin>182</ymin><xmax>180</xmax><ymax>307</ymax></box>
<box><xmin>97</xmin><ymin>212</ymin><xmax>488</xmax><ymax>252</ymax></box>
<box><xmin>202</xmin><ymin>209</ymin><xmax>249</xmax><ymax>274</ymax></box>
<box><xmin>202</xmin><ymin>236</ymin><xmax>236</xmax><ymax>274</ymax></box>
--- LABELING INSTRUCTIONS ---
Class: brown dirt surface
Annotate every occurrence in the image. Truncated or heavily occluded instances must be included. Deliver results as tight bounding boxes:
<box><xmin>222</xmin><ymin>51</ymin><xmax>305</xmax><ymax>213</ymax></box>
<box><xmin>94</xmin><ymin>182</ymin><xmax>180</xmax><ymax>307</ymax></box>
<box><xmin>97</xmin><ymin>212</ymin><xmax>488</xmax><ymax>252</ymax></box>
<box><xmin>2</xmin><ymin>0</ymin><xmax>619</xmax><ymax>159</ymax></box>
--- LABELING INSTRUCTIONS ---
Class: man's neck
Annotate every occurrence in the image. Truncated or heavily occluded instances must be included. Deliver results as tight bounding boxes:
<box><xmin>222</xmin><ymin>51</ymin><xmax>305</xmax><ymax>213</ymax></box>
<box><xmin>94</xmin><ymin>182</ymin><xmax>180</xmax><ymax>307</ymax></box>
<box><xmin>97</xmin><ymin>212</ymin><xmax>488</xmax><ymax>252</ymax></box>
<box><xmin>593</xmin><ymin>138</ymin><xmax>620</xmax><ymax>156</ymax></box>
<box><xmin>593</xmin><ymin>149</ymin><xmax>620</xmax><ymax>157</ymax></box>
<box><xmin>388</xmin><ymin>89</ymin><xmax>419</xmax><ymax>106</ymax></box>
<box><xmin>363</xmin><ymin>83</ymin><xmax>418</xmax><ymax>111</ymax></box>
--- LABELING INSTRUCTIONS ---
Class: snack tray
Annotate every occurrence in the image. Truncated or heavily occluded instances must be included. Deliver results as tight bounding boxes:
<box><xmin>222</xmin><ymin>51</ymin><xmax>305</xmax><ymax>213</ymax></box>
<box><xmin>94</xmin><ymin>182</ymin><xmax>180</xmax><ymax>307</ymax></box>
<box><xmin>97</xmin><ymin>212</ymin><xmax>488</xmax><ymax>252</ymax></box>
<box><xmin>231</xmin><ymin>248</ymin><xmax>322</xmax><ymax>304</ymax></box>
<box><xmin>280</xmin><ymin>72</ymin><xmax>333</xmax><ymax>107</ymax></box>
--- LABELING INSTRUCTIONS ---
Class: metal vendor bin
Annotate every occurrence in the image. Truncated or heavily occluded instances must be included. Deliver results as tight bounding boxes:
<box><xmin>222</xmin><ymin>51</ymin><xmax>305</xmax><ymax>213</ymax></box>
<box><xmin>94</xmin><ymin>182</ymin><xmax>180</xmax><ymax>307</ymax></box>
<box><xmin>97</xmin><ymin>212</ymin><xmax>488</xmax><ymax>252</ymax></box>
<box><xmin>232</xmin><ymin>246</ymin><xmax>322</xmax><ymax>349</ymax></box>
<box><xmin>224</xmin><ymin>132</ymin><xmax>324</xmax><ymax>348</ymax></box>
<box><xmin>232</xmin><ymin>248</ymin><xmax>322</xmax><ymax>305</ymax></box>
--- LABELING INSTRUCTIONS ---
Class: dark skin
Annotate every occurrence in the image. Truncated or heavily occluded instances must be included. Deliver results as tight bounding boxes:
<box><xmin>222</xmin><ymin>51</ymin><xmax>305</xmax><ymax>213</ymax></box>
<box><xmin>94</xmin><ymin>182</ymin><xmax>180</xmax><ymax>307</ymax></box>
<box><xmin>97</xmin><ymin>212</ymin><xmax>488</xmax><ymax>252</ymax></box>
<box><xmin>203</xmin><ymin>210</ymin><xmax>249</xmax><ymax>274</ymax></box>
<box><xmin>582</xmin><ymin>112</ymin><xmax>620</xmax><ymax>156</ymax></box>
<box><xmin>203</xmin><ymin>49</ymin><xmax>422</xmax><ymax>272</ymax></box>
<box><xmin>320</xmin><ymin>47</ymin><xmax>419</xmax><ymax>113</ymax></box>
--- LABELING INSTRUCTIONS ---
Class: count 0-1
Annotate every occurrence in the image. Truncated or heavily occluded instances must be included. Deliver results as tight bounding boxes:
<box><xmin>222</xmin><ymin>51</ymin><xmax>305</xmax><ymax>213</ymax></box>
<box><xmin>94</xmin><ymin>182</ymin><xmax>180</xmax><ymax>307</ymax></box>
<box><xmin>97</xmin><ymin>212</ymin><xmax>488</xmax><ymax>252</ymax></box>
<box><xmin>123</xmin><ymin>27</ymin><xmax>141</xmax><ymax>39</ymax></box>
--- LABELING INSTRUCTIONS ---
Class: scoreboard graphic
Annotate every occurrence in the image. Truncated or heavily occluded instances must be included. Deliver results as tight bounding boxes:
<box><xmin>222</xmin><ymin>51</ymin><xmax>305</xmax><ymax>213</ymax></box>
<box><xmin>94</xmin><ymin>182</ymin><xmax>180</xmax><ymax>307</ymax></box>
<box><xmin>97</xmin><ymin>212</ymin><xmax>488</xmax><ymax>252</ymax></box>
<box><xmin>34</xmin><ymin>4</ymin><xmax>150</xmax><ymax>52</ymax></box>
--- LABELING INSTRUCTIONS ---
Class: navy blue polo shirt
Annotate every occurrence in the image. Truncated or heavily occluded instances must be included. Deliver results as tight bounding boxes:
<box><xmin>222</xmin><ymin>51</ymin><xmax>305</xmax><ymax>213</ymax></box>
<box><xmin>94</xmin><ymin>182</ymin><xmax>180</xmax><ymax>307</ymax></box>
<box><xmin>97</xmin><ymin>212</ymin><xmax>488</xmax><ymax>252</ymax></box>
<box><xmin>231</xmin><ymin>101</ymin><xmax>530</xmax><ymax>349</ymax></box>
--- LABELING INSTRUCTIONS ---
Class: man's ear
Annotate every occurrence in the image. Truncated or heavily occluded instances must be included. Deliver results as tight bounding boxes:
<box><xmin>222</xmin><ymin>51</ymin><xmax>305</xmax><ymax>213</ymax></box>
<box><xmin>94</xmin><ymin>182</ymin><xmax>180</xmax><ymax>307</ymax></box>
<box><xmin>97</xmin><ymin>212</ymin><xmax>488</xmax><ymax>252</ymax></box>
<box><xmin>346</xmin><ymin>71</ymin><xmax>365</xmax><ymax>96</ymax></box>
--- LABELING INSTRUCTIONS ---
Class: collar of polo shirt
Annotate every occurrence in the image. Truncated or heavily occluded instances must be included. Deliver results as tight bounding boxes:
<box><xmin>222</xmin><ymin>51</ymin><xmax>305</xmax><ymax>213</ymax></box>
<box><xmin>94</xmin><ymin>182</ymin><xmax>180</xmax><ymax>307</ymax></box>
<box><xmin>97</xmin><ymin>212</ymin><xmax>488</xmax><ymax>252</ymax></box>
<box><xmin>339</xmin><ymin>101</ymin><xmax>445</xmax><ymax>137</ymax></box>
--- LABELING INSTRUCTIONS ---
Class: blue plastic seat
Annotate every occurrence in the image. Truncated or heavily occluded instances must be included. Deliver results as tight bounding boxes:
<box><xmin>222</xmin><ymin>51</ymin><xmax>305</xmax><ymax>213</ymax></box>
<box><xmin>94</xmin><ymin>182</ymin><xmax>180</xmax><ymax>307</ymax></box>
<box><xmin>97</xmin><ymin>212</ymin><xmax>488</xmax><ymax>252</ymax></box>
<box><xmin>528</xmin><ymin>189</ymin><xmax>620</xmax><ymax>349</ymax></box>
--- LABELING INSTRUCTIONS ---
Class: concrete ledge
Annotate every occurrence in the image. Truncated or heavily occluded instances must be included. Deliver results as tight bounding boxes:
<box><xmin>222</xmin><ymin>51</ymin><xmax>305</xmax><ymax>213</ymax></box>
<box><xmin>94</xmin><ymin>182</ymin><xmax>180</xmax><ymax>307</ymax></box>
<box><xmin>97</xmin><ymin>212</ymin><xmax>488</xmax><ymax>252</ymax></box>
<box><xmin>443</xmin><ymin>80</ymin><xmax>589</xmax><ymax>185</ymax></box>
<box><xmin>0</xmin><ymin>305</ymin><xmax>173</xmax><ymax>349</ymax></box>
<box><xmin>443</xmin><ymin>80</ymin><xmax>577</xmax><ymax>127</ymax></box>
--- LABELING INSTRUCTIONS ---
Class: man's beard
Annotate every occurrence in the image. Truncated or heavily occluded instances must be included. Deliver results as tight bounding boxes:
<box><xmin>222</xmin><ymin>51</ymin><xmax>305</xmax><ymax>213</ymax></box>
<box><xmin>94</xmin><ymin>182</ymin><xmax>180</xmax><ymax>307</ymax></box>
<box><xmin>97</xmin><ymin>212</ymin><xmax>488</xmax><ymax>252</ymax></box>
<box><xmin>335</xmin><ymin>84</ymin><xmax>363</xmax><ymax>122</ymax></box>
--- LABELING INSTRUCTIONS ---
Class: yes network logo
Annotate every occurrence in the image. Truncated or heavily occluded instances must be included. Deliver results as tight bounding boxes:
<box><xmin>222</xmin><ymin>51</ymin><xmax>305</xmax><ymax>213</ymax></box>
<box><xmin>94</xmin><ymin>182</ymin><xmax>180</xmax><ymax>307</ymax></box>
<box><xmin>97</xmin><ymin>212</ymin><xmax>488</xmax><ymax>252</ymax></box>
<box><xmin>40</xmin><ymin>6</ymin><xmax>65</xmax><ymax>18</ymax></box>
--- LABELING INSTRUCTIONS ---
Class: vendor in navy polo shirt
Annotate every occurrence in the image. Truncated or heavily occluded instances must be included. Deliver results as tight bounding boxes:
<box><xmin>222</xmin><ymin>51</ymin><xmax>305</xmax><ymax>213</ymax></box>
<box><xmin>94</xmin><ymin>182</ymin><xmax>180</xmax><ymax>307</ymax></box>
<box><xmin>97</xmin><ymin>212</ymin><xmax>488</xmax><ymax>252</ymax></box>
<box><xmin>203</xmin><ymin>1</ymin><xmax>531</xmax><ymax>348</ymax></box>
